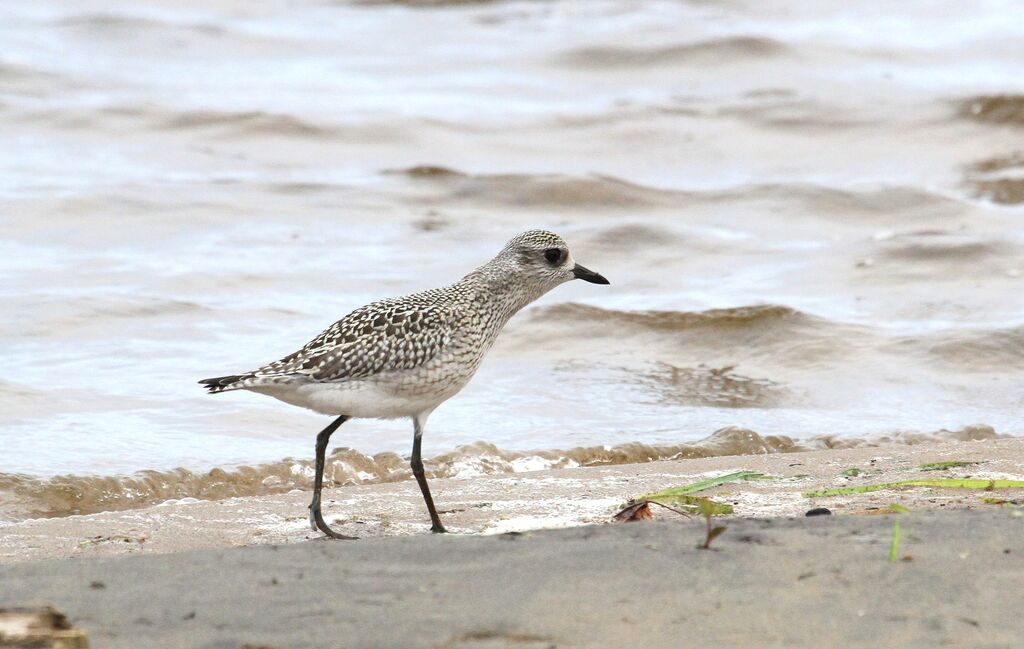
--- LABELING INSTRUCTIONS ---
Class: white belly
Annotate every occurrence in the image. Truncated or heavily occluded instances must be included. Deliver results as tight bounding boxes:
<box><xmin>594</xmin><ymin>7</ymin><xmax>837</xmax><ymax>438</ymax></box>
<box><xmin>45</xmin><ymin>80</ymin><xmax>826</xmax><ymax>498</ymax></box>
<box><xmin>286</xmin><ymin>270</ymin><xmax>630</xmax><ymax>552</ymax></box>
<box><xmin>249</xmin><ymin>377</ymin><xmax>466</xmax><ymax>418</ymax></box>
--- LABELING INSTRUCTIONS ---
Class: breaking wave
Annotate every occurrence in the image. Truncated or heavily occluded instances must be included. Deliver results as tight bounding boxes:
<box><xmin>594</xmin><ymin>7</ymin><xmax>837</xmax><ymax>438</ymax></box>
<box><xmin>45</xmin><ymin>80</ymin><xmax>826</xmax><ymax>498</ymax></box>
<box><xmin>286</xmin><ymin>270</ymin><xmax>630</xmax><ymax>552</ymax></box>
<box><xmin>386</xmin><ymin>165</ymin><xmax>686</xmax><ymax>208</ymax></box>
<box><xmin>963</xmin><ymin>153</ymin><xmax>1024</xmax><ymax>205</ymax></box>
<box><xmin>157</xmin><ymin>110</ymin><xmax>336</xmax><ymax>138</ymax></box>
<box><xmin>559</xmin><ymin>37</ymin><xmax>791</xmax><ymax>68</ymax></box>
<box><xmin>913</xmin><ymin>325</ymin><xmax>1024</xmax><ymax>371</ymax></box>
<box><xmin>537</xmin><ymin>303</ymin><xmax>809</xmax><ymax>332</ymax></box>
<box><xmin>386</xmin><ymin>165</ymin><xmax>961</xmax><ymax>216</ymax></box>
<box><xmin>958</xmin><ymin>95</ymin><xmax>1024</xmax><ymax>126</ymax></box>
<box><xmin>0</xmin><ymin>425</ymin><xmax>1003</xmax><ymax>522</ymax></box>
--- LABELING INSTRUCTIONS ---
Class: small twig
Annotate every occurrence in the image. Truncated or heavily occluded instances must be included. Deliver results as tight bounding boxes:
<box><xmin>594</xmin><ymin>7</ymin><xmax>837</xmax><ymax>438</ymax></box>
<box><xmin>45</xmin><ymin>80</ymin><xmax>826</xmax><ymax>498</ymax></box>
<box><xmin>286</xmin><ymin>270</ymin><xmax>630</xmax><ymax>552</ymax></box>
<box><xmin>646</xmin><ymin>500</ymin><xmax>694</xmax><ymax>518</ymax></box>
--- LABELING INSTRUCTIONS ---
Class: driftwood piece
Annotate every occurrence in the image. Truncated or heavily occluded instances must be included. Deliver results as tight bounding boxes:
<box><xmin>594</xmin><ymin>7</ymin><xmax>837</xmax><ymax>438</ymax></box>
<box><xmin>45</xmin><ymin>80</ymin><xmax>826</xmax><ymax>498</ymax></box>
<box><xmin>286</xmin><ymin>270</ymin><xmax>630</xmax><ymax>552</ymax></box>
<box><xmin>0</xmin><ymin>606</ymin><xmax>88</xmax><ymax>649</ymax></box>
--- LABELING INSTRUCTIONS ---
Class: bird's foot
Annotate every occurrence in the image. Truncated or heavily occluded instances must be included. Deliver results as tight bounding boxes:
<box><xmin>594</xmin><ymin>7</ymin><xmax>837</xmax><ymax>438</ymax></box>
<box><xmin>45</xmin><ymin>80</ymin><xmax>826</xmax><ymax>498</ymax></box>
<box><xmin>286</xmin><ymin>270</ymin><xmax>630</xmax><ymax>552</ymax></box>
<box><xmin>317</xmin><ymin>526</ymin><xmax>359</xmax><ymax>541</ymax></box>
<box><xmin>309</xmin><ymin>496</ymin><xmax>358</xmax><ymax>540</ymax></box>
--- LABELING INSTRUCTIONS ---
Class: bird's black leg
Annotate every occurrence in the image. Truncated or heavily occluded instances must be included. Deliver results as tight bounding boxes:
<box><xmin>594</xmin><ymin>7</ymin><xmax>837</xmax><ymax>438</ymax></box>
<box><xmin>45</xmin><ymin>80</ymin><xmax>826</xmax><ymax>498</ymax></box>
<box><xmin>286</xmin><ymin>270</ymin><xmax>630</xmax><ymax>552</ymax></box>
<box><xmin>309</xmin><ymin>415</ymin><xmax>356</xmax><ymax>540</ymax></box>
<box><xmin>412</xmin><ymin>415</ymin><xmax>447</xmax><ymax>533</ymax></box>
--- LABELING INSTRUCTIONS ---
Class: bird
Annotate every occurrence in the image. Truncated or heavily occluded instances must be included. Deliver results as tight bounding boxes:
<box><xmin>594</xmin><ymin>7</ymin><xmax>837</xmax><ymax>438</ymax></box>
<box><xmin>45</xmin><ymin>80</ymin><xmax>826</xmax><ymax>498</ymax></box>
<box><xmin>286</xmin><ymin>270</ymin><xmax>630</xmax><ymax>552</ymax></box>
<box><xmin>199</xmin><ymin>229</ymin><xmax>609</xmax><ymax>539</ymax></box>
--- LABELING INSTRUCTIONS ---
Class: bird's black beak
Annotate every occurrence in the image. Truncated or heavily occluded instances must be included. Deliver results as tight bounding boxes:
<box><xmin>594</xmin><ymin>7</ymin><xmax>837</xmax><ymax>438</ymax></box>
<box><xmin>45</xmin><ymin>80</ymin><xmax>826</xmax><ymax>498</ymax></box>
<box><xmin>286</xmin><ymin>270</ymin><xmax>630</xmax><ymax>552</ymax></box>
<box><xmin>572</xmin><ymin>263</ymin><xmax>610</xmax><ymax>285</ymax></box>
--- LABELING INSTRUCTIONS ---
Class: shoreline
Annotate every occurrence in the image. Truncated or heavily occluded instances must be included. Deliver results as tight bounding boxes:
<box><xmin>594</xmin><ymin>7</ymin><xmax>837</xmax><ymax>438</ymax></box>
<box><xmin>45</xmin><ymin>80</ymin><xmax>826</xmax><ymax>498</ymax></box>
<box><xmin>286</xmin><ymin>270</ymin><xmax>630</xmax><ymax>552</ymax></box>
<box><xmin>3</xmin><ymin>423</ymin><xmax>1005</xmax><ymax>522</ymax></box>
<box><xmin>3</xmin><ymin>437</ymin><xmax>1023</xmax><ymax>647</ymax></box>
<box><xmin>2</xmin><ymin>437</ymin><xmax>1023</xmax><ymax>564</ymax></box>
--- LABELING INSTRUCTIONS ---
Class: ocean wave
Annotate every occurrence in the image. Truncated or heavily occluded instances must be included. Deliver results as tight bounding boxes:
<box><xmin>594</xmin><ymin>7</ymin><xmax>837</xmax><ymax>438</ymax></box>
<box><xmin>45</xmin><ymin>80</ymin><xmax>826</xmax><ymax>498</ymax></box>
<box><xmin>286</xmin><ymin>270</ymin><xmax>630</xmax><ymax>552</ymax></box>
<box><xmin>52</xmin><ymin>12</ymin><xmax>244</xmax><ymax>53</ymax></box>
<box><xmin>392</xmin><ymin>165</ymin><xmax>465</xmax><ymax>178</ymax></box>
<box><xmin>639</xmin><ymin>363</ymin><xmax>791</xmax><ymax>408</ymax></box>
<box><xmin>0</xmin><ymin>425</ymin><xmax>1002</xmax><ymax>522</ymax></box>
<box><xmin>913</xmin><ymin>325</ymin><xmax>1024</xmax><ymax>372</ymax></box>
<box><xmin>385</xmin><ymin>165</ymin><xmax>686</xmax><ymax>208</ymax></box>
<box><xmin>158</xmin><ymin>110</ymin><xmax>337</xmax><ymax>139</ymax></box>
<box><xmin>0</xmin><ymin>62</ymin><xmax>84</xmax><ymax>98</ymax></box>
<box><xmin>522</xmin><ymin>303</ymin><xmax>1024</xmax><ymax>379</ymax></box>
<box><xmin>716</xmin><ymin>95</ymin><xmax>867</xmax><ymax>131</ymax></box>
<box><xmin>21</xmin><ymin>104</ymin><xmax>405</xmax><ymax>143</ymax></box>
<box><xmin>533</xmin><ymin>304</ymin><xmax>1024</xmax><ymax>375</ymax></box>
<box><xmin>559</xmin><ymin>37</ymin><xmax>790</xmax><ymax>68</ymax></box>
<box><xmin>0</xmin><ymin>62</ymin><xmax>62</xmax><ymax>82</ymax></box>
<box><xmin>964</xmin><ymin>153</ymin><xmax>1024</xmax><ymax>205</ymax></box>
<box><xmin>516</xmin><ymin>300</ymin><xmax>860</xmax><ymax>366</ymax></box>
<box><xmin>509</xmin><ymin>303</ymin><xmax>867</xmax><ymax>369</ymax></box>
<box><xmin>55</xmin><ymin>13</ymin><xmax>223</xmax><ymax>34</ymax></box>
<box><xmin>386</xmin><ymin>166</ymin><xmax>959</xmax><ymax>215</ymax></box>
<box><xmin>4</xmin><ymin>296</ymin><xmax>210</xmax><ymax>339</ymax></box>
<box><xmin>958</xmin><ymin>95</ymin><xmax>1024</xmax><ymax>126</ymax></box>
<box><xmin>714</xmin><ymin>183</ymin><xmax>959</xmax><ymax>215</ymax></box>
<box><xmin>533</xmin><ymin>303</ymin><xmax>813</xmax><ymax>333</ymax></box>
<box><xmin>873</xmin><ymin>229</ymin><xmax>1014</xmax><ymax>262</ymax></box>
<box><xmin>585</xmin><ymin>223</ymin><xmax>685</xmax><ymax>250</ymax></box>
<box><xmin>0</xmin><ymin>380</ymin><xmax>55</xmax><ymax>421</ymax></box>
<box><xmin>0</xmin><ymin>63</ymin><xmax>30</xmax><ymax>80</ymax></box>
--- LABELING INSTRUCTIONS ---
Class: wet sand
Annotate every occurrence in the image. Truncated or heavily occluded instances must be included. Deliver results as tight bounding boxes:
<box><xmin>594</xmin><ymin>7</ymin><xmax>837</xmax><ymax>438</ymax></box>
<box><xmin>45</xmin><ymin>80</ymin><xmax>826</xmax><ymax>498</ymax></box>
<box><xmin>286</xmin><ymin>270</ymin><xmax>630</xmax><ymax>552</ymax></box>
<box><xmin>3</xmin><ymin>436</ymin><xmax>1024</xmax><ymax>563</ymax></box>
<box><xmin>3</xmin><ymin>439</ymin><xmax>1023</xmax><ymax>646</ymax></box>
<box><xmin>2</xmin><ymin>509</ymin><xmax>1022</xmax><ymax>648</ymax></box>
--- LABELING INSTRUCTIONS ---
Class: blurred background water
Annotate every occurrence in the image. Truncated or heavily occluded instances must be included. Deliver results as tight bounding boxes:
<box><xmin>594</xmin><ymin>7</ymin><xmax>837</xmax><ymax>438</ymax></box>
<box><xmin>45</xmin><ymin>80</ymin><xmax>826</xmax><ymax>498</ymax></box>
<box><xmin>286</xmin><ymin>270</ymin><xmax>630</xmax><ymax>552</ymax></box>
<box><xmin>2</xmin><ymin>0</ymin><xmax>1023</xmax><ymax>518</ymax></box>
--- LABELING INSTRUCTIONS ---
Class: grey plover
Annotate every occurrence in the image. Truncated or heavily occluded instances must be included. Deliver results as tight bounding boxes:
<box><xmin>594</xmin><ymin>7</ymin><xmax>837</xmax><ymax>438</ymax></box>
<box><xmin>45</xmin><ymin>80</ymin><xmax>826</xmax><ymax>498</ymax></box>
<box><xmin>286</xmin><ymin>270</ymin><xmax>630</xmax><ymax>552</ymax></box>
<box><xmin>200</xmin><ymin>229</ymin><xmax>609</xmax><ymax>538</ymax></box>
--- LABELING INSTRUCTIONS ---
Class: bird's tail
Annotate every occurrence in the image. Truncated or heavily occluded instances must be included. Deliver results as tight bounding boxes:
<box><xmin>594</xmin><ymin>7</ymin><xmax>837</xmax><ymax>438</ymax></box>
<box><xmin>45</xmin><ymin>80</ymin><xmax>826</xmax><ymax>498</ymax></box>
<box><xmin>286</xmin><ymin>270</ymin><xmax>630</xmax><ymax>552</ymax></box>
<box><xmin>198</xmin><ymin>374</ymin><xmax>252</xmax><ymax>394</ymax></box>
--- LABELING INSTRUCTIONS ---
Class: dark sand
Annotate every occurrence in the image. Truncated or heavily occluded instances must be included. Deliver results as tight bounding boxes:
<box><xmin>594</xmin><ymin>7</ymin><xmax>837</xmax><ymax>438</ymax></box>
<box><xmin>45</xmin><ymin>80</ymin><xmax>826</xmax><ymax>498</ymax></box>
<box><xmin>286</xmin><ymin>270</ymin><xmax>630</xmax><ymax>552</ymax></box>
<box><xmin>2</xmin><ymin>511</ymin><xmax>1022</xmax><ymax>649</ymax></box>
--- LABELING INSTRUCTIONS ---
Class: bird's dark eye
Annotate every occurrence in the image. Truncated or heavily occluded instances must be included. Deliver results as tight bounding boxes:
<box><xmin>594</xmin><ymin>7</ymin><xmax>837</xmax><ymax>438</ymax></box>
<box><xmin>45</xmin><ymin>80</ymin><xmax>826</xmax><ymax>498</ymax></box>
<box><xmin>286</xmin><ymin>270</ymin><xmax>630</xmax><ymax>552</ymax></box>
<box><xmin>544</xmin><ymin>248</ymin><xmax>563</xmax><ymax>264</ymax></box>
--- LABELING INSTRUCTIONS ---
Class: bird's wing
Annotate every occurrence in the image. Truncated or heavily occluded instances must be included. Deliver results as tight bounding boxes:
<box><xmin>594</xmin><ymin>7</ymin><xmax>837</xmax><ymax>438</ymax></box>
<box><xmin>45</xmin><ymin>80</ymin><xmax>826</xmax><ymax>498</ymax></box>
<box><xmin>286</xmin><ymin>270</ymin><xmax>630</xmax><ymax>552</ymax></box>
<box><xmin>253</xmin><ymin>299</ymin><xmax>456</xmax><ymax>382</ymax></box>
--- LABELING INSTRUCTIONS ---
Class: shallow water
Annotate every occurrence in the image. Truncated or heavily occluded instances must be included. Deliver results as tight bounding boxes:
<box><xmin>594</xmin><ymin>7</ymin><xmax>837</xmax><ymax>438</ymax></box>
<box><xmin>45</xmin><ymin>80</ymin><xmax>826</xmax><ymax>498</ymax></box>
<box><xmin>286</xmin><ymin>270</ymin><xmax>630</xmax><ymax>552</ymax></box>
<box><xmin>2</xmin><ymin>0</ymin><xmax>1023</xmax><ymax>519</ymax></box>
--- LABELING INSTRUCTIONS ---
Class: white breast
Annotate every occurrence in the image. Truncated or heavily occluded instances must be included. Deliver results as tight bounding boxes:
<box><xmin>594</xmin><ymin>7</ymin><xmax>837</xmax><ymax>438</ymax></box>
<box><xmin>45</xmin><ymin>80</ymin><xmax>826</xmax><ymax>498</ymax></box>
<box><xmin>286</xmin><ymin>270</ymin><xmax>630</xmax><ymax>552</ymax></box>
<box><xmin>249</xmin><ymin>377</ymin><xmax>464</xmax><ymax>419</ymax></box>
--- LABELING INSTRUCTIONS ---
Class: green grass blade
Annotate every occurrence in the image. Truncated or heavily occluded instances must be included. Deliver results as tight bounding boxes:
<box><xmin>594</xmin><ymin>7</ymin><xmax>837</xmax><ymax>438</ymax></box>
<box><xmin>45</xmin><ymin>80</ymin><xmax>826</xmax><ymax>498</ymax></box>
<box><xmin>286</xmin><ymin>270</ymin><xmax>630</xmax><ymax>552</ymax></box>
<box><xmin>804</xmin><ymin>478</ymin><xmax>1024</xmax><ymax>498</ymax></box>
<box><xmin>707</xmin><ymin>526</ymin><xmax>727</xmax><ymax>544</ymax></box>
<box><xmin>888</xmin><ymin>519</ymin><xmax>901</xmax><ymax>563</ymax></box>
<box><xmin>638</xmin><ymin>471</ymin><xmax>767</xmax><ymax>500</ymax></box>
<box><xmin>917</xmin><ymin>460</ymin><xmax>978</xmax><ymax>471</ymax></box>
<box><xmin>647</xmin><ymin>495</ymin><xmax>734</xmax><ymax>515</ymax></box>
<box><xmin>981</xmin><ymin>496</ymin><xmax>1023</xmax><ymax>505</ymax></box>
<box><xmin>624</xmin><ymin>471</ymin><xmax>761</xmax><ymax>518</ymax></box>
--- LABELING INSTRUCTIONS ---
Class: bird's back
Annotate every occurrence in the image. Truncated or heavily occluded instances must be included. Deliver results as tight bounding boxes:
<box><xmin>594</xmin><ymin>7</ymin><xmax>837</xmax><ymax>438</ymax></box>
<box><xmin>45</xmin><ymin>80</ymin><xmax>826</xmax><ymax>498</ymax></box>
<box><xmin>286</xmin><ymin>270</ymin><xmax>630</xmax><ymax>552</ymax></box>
<box><xmin>199</xmin><ymin>282</ymin><xmax>497</xmax><ymax>398</ymax></box>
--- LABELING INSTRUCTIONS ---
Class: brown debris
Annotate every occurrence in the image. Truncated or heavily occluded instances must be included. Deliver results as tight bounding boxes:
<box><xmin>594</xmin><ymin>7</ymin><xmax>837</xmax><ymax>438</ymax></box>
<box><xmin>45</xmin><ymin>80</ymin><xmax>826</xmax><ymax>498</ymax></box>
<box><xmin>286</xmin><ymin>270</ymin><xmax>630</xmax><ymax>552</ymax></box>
<box><xmin>612</xmin><ymin>501</ymin><xmax>653</xmax><ymax>522</ymax></box>
<box><xmin>0</xmin><ymin>606</ymin><xmax>89</xmax><ymax>649</ymax></box>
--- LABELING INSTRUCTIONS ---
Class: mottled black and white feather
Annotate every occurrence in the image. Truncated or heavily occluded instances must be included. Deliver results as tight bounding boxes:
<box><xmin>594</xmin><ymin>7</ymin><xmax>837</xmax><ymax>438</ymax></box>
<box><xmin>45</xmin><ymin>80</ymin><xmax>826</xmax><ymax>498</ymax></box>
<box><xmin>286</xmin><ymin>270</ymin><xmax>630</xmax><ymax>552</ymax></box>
<box><xmin>198</xmin><ymin>229</ymin><xmax>589</xmax><ymax>418</ymax></box>
<box><xmin>201</xmin><ymin>294</ymin><xmax>455</xmax><ymax>393</ymax></box>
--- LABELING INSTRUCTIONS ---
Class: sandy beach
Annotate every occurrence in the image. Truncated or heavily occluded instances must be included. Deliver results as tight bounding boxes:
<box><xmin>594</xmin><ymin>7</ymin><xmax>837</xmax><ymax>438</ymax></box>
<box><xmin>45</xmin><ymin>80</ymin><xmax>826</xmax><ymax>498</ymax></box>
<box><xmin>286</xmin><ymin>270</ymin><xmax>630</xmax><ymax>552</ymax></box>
<box><xmin>3</xmin><ymin>435</ymin><xmax>1023</xmax><ymax>563</ymax></box>
<box><xmin>4</xmin><ymin>513</ymin><xmax>1022</xmax><ymax>649</ymax></box>
<box><xmin>3</xmin><ymin>438</ymin><xmax>1024</xmax><ymax>647</ymax></box>
<box><xmin>3</xmin><ymin>1</ymin><xmax>1024</xmax><ymax>647</ymax></box>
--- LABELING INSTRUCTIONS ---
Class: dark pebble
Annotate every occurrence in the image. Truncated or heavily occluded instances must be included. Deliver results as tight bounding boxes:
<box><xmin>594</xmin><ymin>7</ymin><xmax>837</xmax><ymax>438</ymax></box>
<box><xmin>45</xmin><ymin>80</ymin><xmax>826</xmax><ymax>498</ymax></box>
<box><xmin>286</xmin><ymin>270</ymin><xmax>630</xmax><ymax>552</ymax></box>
<box><xmin>805</xmin><ymin>508</ymin><xmax>832</xmax><ymax>517</ymax></box>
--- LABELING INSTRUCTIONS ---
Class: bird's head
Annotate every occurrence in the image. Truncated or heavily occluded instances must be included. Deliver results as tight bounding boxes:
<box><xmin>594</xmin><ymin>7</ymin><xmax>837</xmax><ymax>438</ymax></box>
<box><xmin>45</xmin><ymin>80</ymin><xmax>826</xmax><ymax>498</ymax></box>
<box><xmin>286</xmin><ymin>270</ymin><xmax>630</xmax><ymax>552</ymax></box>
<box><xmin>496</xmin><ymin>229</ymin><xmax>610</xmax><ymax>294</ymax></box>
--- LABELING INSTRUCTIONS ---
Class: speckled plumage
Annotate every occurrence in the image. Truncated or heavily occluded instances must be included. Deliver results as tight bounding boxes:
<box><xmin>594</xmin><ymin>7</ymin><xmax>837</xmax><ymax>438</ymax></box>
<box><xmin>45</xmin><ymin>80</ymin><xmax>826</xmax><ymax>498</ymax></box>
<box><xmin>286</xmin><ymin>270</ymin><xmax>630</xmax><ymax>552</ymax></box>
<box><xmin>201</xmin><ymin>230</ymin><xmax>596</xmax><ymax>417</ymax></box>
<box><xmin>199</xmin><ymin>229</ymin><xmax>608</xmax><ymax>537</ymax></box>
